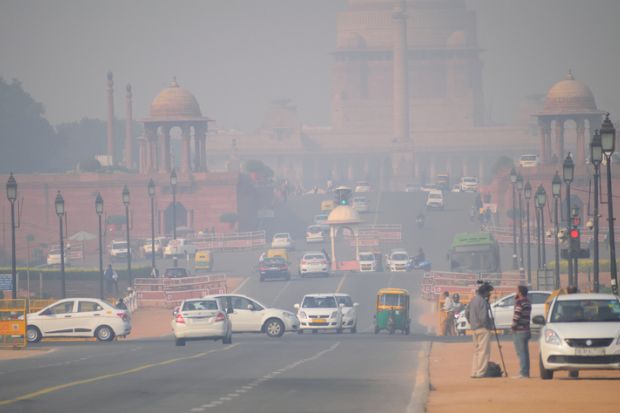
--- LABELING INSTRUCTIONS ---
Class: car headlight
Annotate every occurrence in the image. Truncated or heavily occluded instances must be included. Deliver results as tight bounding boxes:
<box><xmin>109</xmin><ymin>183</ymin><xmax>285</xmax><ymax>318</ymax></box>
<box><xmin>544</xmin><ymin>328</ymin><xmax>562</xmax><ymax>345</ymax></box>
<box><xmin>331</xmin><ymin>311</ymin><xmax>338</xmax><ymax>318</ymax></box>
<box><xmin>299</xmin><ymin>311</ymin><xmax>307</xmax><ymax>319</ymax></box>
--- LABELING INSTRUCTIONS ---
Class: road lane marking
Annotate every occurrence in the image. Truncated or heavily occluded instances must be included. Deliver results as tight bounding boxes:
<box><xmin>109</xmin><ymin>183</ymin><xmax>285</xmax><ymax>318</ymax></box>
<box><xmin>335</xmin><ymin>271</ymin><xmax>348</xmax><ymax>293</ymax></box>
<box><xmin>0</xmin><ymin>343</ymin><xmax>241</xmax><ymax>407</ymax></box>
<box><xmin>387</xmin><ymin>272</ymin><xmax>395</xmax><ymax>287</ymax></box>
<box><xmin>186</xmin><ymin>342</ymin><xmax>341</xmax><ymax>412</ymax></box>
<box><xmin>270</xmin><ymin>279</ymin><xmax>291</xmax><ymax>306</ymax></box>
<box><xmin>232</xmin><ymin>277</ymin><xmax>250</xmax><ymax>293</ymax></box>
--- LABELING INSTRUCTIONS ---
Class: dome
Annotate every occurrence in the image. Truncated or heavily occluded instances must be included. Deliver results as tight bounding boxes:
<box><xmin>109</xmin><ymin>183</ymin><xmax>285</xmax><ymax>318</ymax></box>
<box><xmin>327</xmin><ymin>205</ymin><xmax>362</xmax><ymax>225</ymax></box>
<box><xmin>149</xmin><ymin>78</ymin><xmax>203</xmax><ymax>120</ymax></box>
<box><xmin>542</xmin><ymin>70</ymin><xmax>598</xmax><ymax>114</ymax></box>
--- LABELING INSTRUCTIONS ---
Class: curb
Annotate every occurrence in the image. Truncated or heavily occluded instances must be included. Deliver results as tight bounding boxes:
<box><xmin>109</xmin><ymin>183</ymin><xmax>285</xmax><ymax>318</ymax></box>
<box><xmin>408</xmin><ymin>341</ymin><xmax>432</xmax><ymax>413</ymax></box>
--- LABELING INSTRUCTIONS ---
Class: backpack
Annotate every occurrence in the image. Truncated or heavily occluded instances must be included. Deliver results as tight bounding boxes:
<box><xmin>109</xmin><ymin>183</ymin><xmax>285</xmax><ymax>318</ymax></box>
<box><xmin>484</xmin><ymin>361</ymin><xmax>503</xmax><ymax>377</ymax></box>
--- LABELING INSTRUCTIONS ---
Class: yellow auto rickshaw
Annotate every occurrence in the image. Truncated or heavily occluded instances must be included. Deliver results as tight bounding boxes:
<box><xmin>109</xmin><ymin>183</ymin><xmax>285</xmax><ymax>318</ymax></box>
<box><xmin>266</xmin><ymin>248</ymin><xmax>289</xmax><ymax>261</ymax></box>
<box><xmin>375</xmin><ymin>288</ymin><xmax>410</xmax><ymax>335</ymax></box>
<box><xmin>194</xmin><ymin>250</ymin><xmax>213</xmax><ymax>272</ymax></box>
<box><xmin>321</xmin><ymin>200</ymin><xmax>336</xmax><ymax>212</ymax></box>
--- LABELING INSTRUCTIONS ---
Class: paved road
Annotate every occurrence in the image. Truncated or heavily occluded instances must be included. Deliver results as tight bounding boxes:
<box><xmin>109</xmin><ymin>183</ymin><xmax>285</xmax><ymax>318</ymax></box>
<box><xmin>2</xmin><ymin>190</ymin><xmax>487</xmax><ymax>413</ymax></box>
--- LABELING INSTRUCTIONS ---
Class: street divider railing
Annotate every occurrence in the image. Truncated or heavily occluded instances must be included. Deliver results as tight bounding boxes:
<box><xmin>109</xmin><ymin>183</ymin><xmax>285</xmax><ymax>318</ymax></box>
<box><xmin>346</xmin><ymin>224</ymin><xmax>402</xmax><ymax>247</ymax></box>
<box><xmin>422</xmin><ymin>271</ymin><xmax>522</xmax><ymax>302</ymax></box>
<box><xmin>0</xmin><ymin>299</ymin><xmax>27</xmax><ymax>349</ymax></box>
<box><xmin>190</xmin><ymin>231</ymin><xmax>266</xmax><ymax>252</ymax></box>
<box><xmin>134</xmin><ymin>274</ymin><xmax>228</xmax><ymax>308</ymax></box>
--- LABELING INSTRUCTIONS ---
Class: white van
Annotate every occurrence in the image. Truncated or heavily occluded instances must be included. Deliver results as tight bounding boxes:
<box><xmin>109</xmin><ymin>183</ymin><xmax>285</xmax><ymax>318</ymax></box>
<box><xmin>459</xmin><ymin>176</ymin><xmax>479</xmax><ymax>192</ymax></box>
<box><xmin>426</xmin><ymin>190</ymin><xmax>444</xmax><ymax>210</ymax></box>
<box><xmin>519</xmin><ymin>154</ymin><xmax>539</xmax><ymax>168</ymax></box>
<box><xmin>163</xmin><ymin>238</ymin><xmax>196</xmax><ymax>258</ymax></box>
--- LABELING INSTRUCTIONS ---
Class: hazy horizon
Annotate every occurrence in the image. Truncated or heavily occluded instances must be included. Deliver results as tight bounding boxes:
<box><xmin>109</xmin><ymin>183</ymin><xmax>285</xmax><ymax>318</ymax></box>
<box><xmin>1</xmin><ymin>0</ymin><xmax>619</xmax><ymax>132</ymax></box>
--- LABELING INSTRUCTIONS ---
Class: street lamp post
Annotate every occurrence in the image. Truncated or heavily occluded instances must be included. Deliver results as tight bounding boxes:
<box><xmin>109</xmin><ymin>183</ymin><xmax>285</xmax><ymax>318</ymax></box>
<box><xmin>524</xmin><ymin>181</ymin><xmax>532</xmax><ymax>284</ymax></box>
<box><xmin>170</xmin><ymin>169</ymin><xmax>178</xmax><ymax>268</ymax></box>
<box><xmin>552</xmin><ymin>172</ymin><xmax>562</xmax><ymax>289</ymax></box>
<box><xmin>536</xmin><ymin>185</ymin><xmax>547</xmax><ymax>272</ymax></box>
<box><xmin>6</xmin><ymin>173</ymin><xmax>17</xmax><ymax>299</ymax></box>
<box><xmin>572</xmin><ymin>206</ymin><xmax>581</xmax><ymax>287</ymax></box>
<box><xmin>122</xmin><ymin>185</ymin><xmax>132</xmax><ymax>287</ymax></box>
<box><xmin>510</xmin><ymin>167</ymin><xmax>518</xmax><ymax>269</ymax></box>
<box><xmin>590</xmin><ymin>130</ymin><xmax>603</xmax><ymax>292</ymax></box>
<box><xmin>95</xmin><ymin>193</ymin><xmax>104</xmax><ymax>299</ymax></box>
<box><xmin>148</xmin><ymin>179</ymin><xmax>156</xmax><ymax>273</ymax></box>
<box><xmin>516</xmin><ymin>174</ymin><xmax>524</xmax><ymax>275</ymax></box>
<box><xmin>563</xmin><ymin>154</ymin><xmax>575</xmax><ymax>284</ymax></box>
<box><xmin>600</xmin><ymin>114</ymin><xmax>618</xmax><ymax>295</ymax></box>
<box><xmin>55</xmin><ymin>191</ymin><xmax>66</xmax><ymax>298</ymax></box>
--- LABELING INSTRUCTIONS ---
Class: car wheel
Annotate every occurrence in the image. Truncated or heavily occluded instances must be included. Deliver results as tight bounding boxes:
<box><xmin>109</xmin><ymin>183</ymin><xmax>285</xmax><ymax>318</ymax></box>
<box><xmin>95</xmin><ymin>325</ymin><xmax>115</xmax><ymax>342</ymax></box>
<box><xmin>569</xmin><ymin>370</ymin><xmax>579</xmax><ymax>378</ymax></box>
<box><xmin>264</xmin><ymin>318</ymin><xmax>285</xmax><ymax>338</ymax></box>
<box><xmin>350</xmin><ymin>325</ymin><xmax>357</xmax><ymax>334</ymax></box>
<box><xmin>539</xmin><ymin>355</ymin><xmax>553</xmax><ymax>380</ymax></box>
<box><xmin>312</xmin><ymin>329</ymin><xmax>318</xmax><ymax>334</ymax></box>
<box><xmin>175</xmin><ymin>338</ymin><xmax>186</xmax><ymax>346</ymax></box>
<box><xmin>336</xmin><ymin>328</ymin><xmax>343</xmax><ymax>334</ymax></box>
<box><xmin>297</xmin><ymin>329</ymin><xmax>304</xmax><ymax>334</ymax></box>
<box><xmin>374</xmin><ymin>326</ymin><xmax>380</xmax><ymax>334</ymax></box>
<box><xmin>26</xmin><ymin>326</ymin><xmax>41</xmax><ymax>343</ymax></box>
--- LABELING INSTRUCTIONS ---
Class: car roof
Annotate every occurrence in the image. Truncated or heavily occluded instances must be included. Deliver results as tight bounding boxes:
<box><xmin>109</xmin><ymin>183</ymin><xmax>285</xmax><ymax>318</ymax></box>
<box><xmin>556</xmin><ymin>293</ymin><xmax>619</xmax><ymax>301</ymax></box>
<box><xmin>303</xmin><ymin>293</ymin><xmax>336</xmax><ymax>298</ymax></box>
<box><xmin>303</xmin><ymin>251</ymin><xmax>325</xmax><ymax>256</ymax></box>
<box><xmin>273</xmin><ymin>232</ymin><xmax>290</xmax><ymax>236</ymax></box>
<box><xmin>333</xmin><ymin>293</ymin><xmax>352</xmax><ymax>297</ymax></box>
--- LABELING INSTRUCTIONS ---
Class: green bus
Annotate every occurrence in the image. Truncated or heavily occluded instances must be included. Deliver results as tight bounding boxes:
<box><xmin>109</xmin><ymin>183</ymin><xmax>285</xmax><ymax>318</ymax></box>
<box><xmin>448</xmin><ymin>232</ymin><xmax>501</xmax><ymax>273</ymax></box>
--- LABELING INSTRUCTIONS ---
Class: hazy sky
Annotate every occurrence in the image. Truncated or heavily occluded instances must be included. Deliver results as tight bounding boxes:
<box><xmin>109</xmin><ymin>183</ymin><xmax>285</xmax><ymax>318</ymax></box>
<box><xmin>1</xmin><ymin>0</ymin><xmax>619</xmax><ymax>131</ymax></box>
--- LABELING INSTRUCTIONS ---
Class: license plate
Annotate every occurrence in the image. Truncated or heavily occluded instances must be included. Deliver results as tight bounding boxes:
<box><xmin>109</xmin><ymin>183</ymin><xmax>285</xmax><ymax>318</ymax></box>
<box><xmin>575</xmin><ymin>347</ymin><xmax>605</xmax><ymax>356</ymax></box>
<box><xmin>314</xmin><ymin>319</ymin><xmax>327</xmax><ymax>323</ymax></box>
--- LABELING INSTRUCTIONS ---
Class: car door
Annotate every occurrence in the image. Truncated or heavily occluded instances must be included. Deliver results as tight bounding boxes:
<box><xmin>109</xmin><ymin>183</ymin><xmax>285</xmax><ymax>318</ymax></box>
<box><xmin>228</xmin><ymin>296</ymin><xmax>264</xmax><ymax>332</ymax></box>
<box><xmin>38</xmin><ymin>300</ymin><xmax>76</xmax><ymax>336</ymax></box>
<box><xmin>492</xmin><ymin>294</ymin><xmax>516</xmax><ymax>329</ymax></box>
<box><xmin>73</xmin><ymin>300</ymin><xmax>106</xmax><ymax>336</ymax></box>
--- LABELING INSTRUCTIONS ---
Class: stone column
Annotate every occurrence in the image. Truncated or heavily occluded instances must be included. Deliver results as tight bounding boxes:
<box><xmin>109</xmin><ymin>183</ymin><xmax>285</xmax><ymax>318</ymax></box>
<box><xmin>181</xmin><ymin>125</ymin><xmax>192</xmax><ymax>173</ymax></box>
<box><xmin>106</xmin><ymin>71</ymin><xmax>115</xmax><ymax>165</ymax></box>
<box><xmin>392</xmin><ymin>0</ymin><xmax>410</xmax><ymax>142</ymax></box>
<box><xmin>162</xmin><ymin>127</ymin><xmax>171</xmax><ymax>173</ymax></box>
<box><xmin>193</xmin><ymin>127</ymin><xmax>201</xmax><ymax>172</ymax></box>
<box><xmin>576</xmin><ymin>117</ymin><xmax>586</xmax><ymax>165</ymax></box>
<box><xmin>138</xmin><ymin>136</ymin><xmax>147</xmax><ymax>174</ymax></box>
<box><xmin>539</xmin><ymin>120</ymin><xmax>552</xmax><ymax>164</ymax></box>
<box><xmin>124</xmin><ymin>84</ymin><xmax>133</xmax><ymax>169</ymax></box>
<box><xmin>196</xmin><ymin>126</ymin><xmax>207</xmax><ymax>171</ymax></box>
<box><xmin>554</xmin><ymin>118</ymin><xmax>564</xmax><ymax>163</ymax></box>
<box><xmin>144</xmin><ymin>126</ymin><xmax>158</xmax><ymax>173</ymax></box>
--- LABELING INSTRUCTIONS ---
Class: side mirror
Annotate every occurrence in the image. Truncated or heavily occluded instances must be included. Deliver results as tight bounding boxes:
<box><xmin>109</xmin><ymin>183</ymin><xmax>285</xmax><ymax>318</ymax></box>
<box><xmin>247</xmin><ymin>304</ymin><xmax>254</xmax><ymax>311</ymax></box>
<box><xmin>294</xmin><ymin>303</ymin><xmax>300</xmax><ymax>310</ymax></box>
<box><xmin>532</xmin><ymin>315</ymin><xmax>546</xmax><ymax>325</ymax></box>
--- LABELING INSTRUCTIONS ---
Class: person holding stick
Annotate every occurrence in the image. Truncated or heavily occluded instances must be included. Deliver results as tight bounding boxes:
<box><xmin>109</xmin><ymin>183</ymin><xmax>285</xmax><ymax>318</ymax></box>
<box><xmin>465</xmin><ymin>282</ymin><xmax>493</xmax><ymax>378</ymax></box>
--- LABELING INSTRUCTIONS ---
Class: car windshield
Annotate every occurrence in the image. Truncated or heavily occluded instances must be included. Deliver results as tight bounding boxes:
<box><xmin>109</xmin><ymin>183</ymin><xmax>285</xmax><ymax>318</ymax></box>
<box><xmin>112</xmin><ymin>242</ymin><xmax>127</xmax><ymax>248</ymax></box>
<box><xmin>165</xmin><ymin>268</ymin><xmax>187</xmax><ymax>277</ymax></box>
<box><xmin>274</xmin><ymin>234</ymin><xmax>288</xmax><ymax>239</ymax></box>
<box><xmin>380</xmin><ymin>294</ymin><xmax>404</xmax><ymax>306</ymax></box>
<box><xmin>315</xmin><ymin>215</ymin><xmax>328</xmax><ymax>221</ymax></box>
<box><xmin>304</xmin><ymin>254</ymin><xmax>325</xmax><ymax>260</ymax></box>
<box><xmin>307</xmin><ymin>226</ymin><xmax>322</xmax><ymax>233</ymax></box>
<box><xmin>359</xmin><ymin>253</ymin><xmax>374</xmax><ymax>261</ymax></box>
<box><xmin>391</xmin><ymin>253</ymin><xmax>408</xmax><ymax>261</ymax></box>
<box><xmin>182</xmin><ymin>300</ymin><xmax>219</xmax><ymax>311</ymax></box>
<box><xmin>302</xmin><ymin>296</ymin><xmax>337</xmax><ymax>308</ymax></box>
<box><xmin>521</xmin><ymin>155</ymin><xmax>537</xmax><ymax>161</ymax></box>
<box><xmin>336</xmin><ymin>296</ymin><xmax>353</xmax><ymax>307</ymax></box>
<box><xmin>429</xmin><ymin>193</ymin><xmax>441</xmax><ymax>199</ymax></box>
<box><xmin>550</xmin><ymin>299</ymin><xmax>620</xmax><ymax>322</ymax></box>
<box><xmin>263</xmin><ymin>257</ymin><xmax>285</xmax><ymax>265</ymax></box>
<box><xmin>463</xmin><ymin>178</ymin><xmax>477</xmax><ymax>183</ymax></box>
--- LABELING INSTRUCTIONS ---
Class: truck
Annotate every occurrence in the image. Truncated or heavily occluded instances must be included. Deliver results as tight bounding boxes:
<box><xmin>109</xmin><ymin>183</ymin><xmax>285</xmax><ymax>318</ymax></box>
<box><xmin>447</xmin><ymin>232</ymin><xmax>500</xmax><ymax>274</ymax></box>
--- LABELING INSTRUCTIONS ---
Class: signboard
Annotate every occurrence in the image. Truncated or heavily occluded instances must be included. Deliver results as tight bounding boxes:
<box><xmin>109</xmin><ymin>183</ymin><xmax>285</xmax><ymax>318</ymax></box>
<box><xmin>0</xmin><ymin>274</ymin><xmax>12</xmax><ymax>291</ymax></box>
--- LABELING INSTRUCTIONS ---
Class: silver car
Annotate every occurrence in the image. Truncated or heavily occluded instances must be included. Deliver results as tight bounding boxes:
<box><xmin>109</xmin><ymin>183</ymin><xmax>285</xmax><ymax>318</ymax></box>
<box><xmin>299</xmin><ymin>251</ymin><xmax>330</xmax><ymax>277</ymax></box>
<box><xmin>171</xmin><ymin>298</ymin><xmax>232</xmax><ymax>346</ymax></box>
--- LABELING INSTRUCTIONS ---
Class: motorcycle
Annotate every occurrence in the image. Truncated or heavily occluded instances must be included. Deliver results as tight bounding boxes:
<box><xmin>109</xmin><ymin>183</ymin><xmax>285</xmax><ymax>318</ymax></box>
<box><xmin>409</xmin><ymin>256</ymin><xmax>432</xmax><ymax>271</ymax></box>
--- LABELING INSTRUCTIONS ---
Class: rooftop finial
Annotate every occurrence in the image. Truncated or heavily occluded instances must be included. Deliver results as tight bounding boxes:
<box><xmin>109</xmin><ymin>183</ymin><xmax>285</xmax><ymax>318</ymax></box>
<box><xmin>566</xmin><ymin>69</ymin><xmax>574</xmax><ymax>80</ymax></box>
<box><xmin>170</xmin><ymin>76</ymin><xmax>179</xmax><ymax>87</ymax></box>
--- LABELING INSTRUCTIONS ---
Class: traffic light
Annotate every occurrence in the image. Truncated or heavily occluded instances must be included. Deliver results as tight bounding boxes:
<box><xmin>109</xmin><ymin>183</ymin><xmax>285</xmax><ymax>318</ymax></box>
<box><xmin>569</xmin><ymin>227</ymin><xmax>580</xmax><ymax>255</ymax></box>
<box><xmin>334</xmin><ymin>186</ymin><xmax>352</xmax><ymax>206</ymax></box>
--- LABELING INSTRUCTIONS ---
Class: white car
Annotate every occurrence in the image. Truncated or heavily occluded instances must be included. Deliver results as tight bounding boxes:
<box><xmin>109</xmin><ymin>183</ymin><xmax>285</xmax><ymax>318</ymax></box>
<box><xmin>352</xmin><ymin>196</ymin><xmax>369</xmax><ymax>213</ymax></box>
<box><xmin>207</xmin><ymin>294</ymin><xmax>299</xmax><ymax>337</ymax></box>
<box><xmin>358</xmin><ymin>251</ymin><xmax>377</xmax><ymax>272</ymax></box>
<box><xmin>314</xmin><ymin>213</ymin><xmax>329</xmax><ymax>227</ymax></box>
<box><xmin>425</xmin><ymin>190</ymin><xmax>444</xmax><ymax>210</ymax></box>
<box><xmin>305</xmin><ymin>225</ymin><xmax>326</xmax><ymax>243</ymax></box>
<box><xmin>163</xmin><ymin>238</ymin><xmax>196</xmax><ymax>258</ymax></box>
<box><xmin>354</xmin><ymin>181</ymin><xmax>371</xmax><ymax>192</ymax></box>
<box><xmin>386</xmin><ymin>249</ymin><xmax>410</xmax><ymax>272</ymax></box>
<box><xmin>109</xmin><ymin>240</ymin><xmax>130</xmax><ymax>261</ymax></box>
<box><xmin>142</xmin><ymin>237</ymin><xmax>166</xmax><ymax>257</ymax></box>
<box><xmin>46</xmin><ymin>248</ymin><xmax>69</xmax><ymax>266</ymax></box>
<box><xmin>271</xmin><ymin>232</ymin><xmax>294</xmax><ymax>250</ymax></box>
<box><xmin>171</xmin><ymin>297</ymin><xmax>232</xmax><ymax>346</ymax></box>
<box><xmin>26</xmin><ymin>298</ymin><xmax>131</xmax><ymax>343</ymax></box>
<box><xmin>455</xmin><ymin>290</ymin><xmax>551</xmax><ymax>334</ymax></box>
<box><xmin>299</xmin><ymin>251</ymin><xmax>330</xmax><ymax>277</ymax></box>
<box><xmin>459</xmin><ymin>176</ymin><xmax>479</xmax><ymax>192</ymax></box>
<box><xmin>535</xmin><ymin>293</ymin><xmax>620</xmax><ymax>379</ymax></box>
<box><xmin>295</xmin><ymin>293</ymin><xmax>358</xmax><ymax>334</ymax></box>
<box><xmin>519</xmin><ymin>154</ymin><xmax>540</xmax><ymax>168</ymax></box>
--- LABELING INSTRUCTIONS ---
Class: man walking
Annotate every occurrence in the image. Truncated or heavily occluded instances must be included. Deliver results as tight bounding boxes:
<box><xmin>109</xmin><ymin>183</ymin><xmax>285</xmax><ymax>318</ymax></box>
<box><xmin>511</xmin><ymin>285</ymin><xmax>532</xmax><ymax>378</ymax></box>
<box><xmin>442</xmin><ymin>291</ymin><xmax>455</xmax><ymax>336</ymax></box>
<box><xmin>465</xmin><ymin>282</ymin><xmax>493</xmax><ymax>378</ymax></box>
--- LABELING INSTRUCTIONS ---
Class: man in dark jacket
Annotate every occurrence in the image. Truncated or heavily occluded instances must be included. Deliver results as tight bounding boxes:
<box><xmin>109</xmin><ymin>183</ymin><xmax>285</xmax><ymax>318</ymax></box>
<box><xmin>465</xmin><ymin>282</ymin><xmax>493</xmax><ymax>378</ymax></box>
<box><xmin>511</xmin><ymin>285</ymin><xmax>532</xmax><ymax>378</ymax></box>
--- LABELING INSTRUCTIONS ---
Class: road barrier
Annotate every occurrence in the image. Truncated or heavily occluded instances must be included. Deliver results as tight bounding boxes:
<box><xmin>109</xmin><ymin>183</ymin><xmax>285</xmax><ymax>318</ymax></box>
<box><xmin>422</xmin><ymin>271</ymin><xmax>522</xmax><ymax>301</ymax></box>
<box><xmin>346</xmin><ymin>224</ymin><xmax>402</xmax><ymax>247</ymax></box>
<box><xmin>191</xmin><ymin>231</ymin><xmax>266</xmax><ymax>251</ymax></box>
<box><xmin>0</xmin><ymin>299</ymin><xmax>27</xmax><ymax>348</ymax></box>
<box><xmin>134</xmin><ymin>274</ymin><xmax>228</xmax><ymax>308</ymax></box>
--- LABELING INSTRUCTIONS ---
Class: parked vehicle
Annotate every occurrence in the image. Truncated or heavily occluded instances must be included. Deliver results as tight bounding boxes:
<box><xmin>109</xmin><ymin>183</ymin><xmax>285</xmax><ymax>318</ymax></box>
<box><xmin>375</xmin><ymin>288</ymin><xmax>410</xmax><ymax>335</ymax></box>
<box><xmin>207</xmin><ymin>294</ymin><xmax>299</xmax><ymax>337</ymax></box>
<box><xmin>271</xmin><ymin>232</ymin><xmax>294</xmax><ymax>250</ymax></box>
<box><xmin>299</xmin><ymin>251</ymin><xmax>330</xmax><ymax>277</ymax></box>
<box><xmin>163</xmin><ymin>238</ymin><xmax>196</xmax><ymax>259</ymax></box>
<box><xmin>171</xmin><ymin>297</ymin><xmax>232</xmax><ymax>346</ymax></box>
<box><xmin>109</xmin><ymin>240</ymin><xmax>130</xmax><ymax>261</ymax></box>
<box><xmin>194</xmin><ymin>250</ymin><xmax>213</xmax><ymax>272</ymax></box>
<box><xmin>305</xmin><ymin>225</ymin><xmax>327</xmax><ymax>243</ymax></box>
<box><xmin>535</xmin><ymin>293</ymin><xmax>620</xmax><ymax>379</ymax></box>
<box><xmin>26</xmin><ymin>298</ymin><xmax>131</xmax><ymax>343</ymax></box>
<box><xmin>295</xmin><ymin>293</ymin><xmax>358</xmax><ymax>334</ymax></box>
<box><xmin>426</xmin><ymin>190</ymin><xmax>444</xmax><ymax>210</ymax></box>
<box><xmin>259</xmin><ymin>257</ymin><xmax>290</xmax><ymax>281</ymax></box>
<box><xmin>455</xmin><ymin>290</ymin><xmax>552</xmax><ymax>334</ymax></box>
<box><xmin>519</xmin><ymin>154</ymin><xmax>540</xmax><ymax>168</ymax></box>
